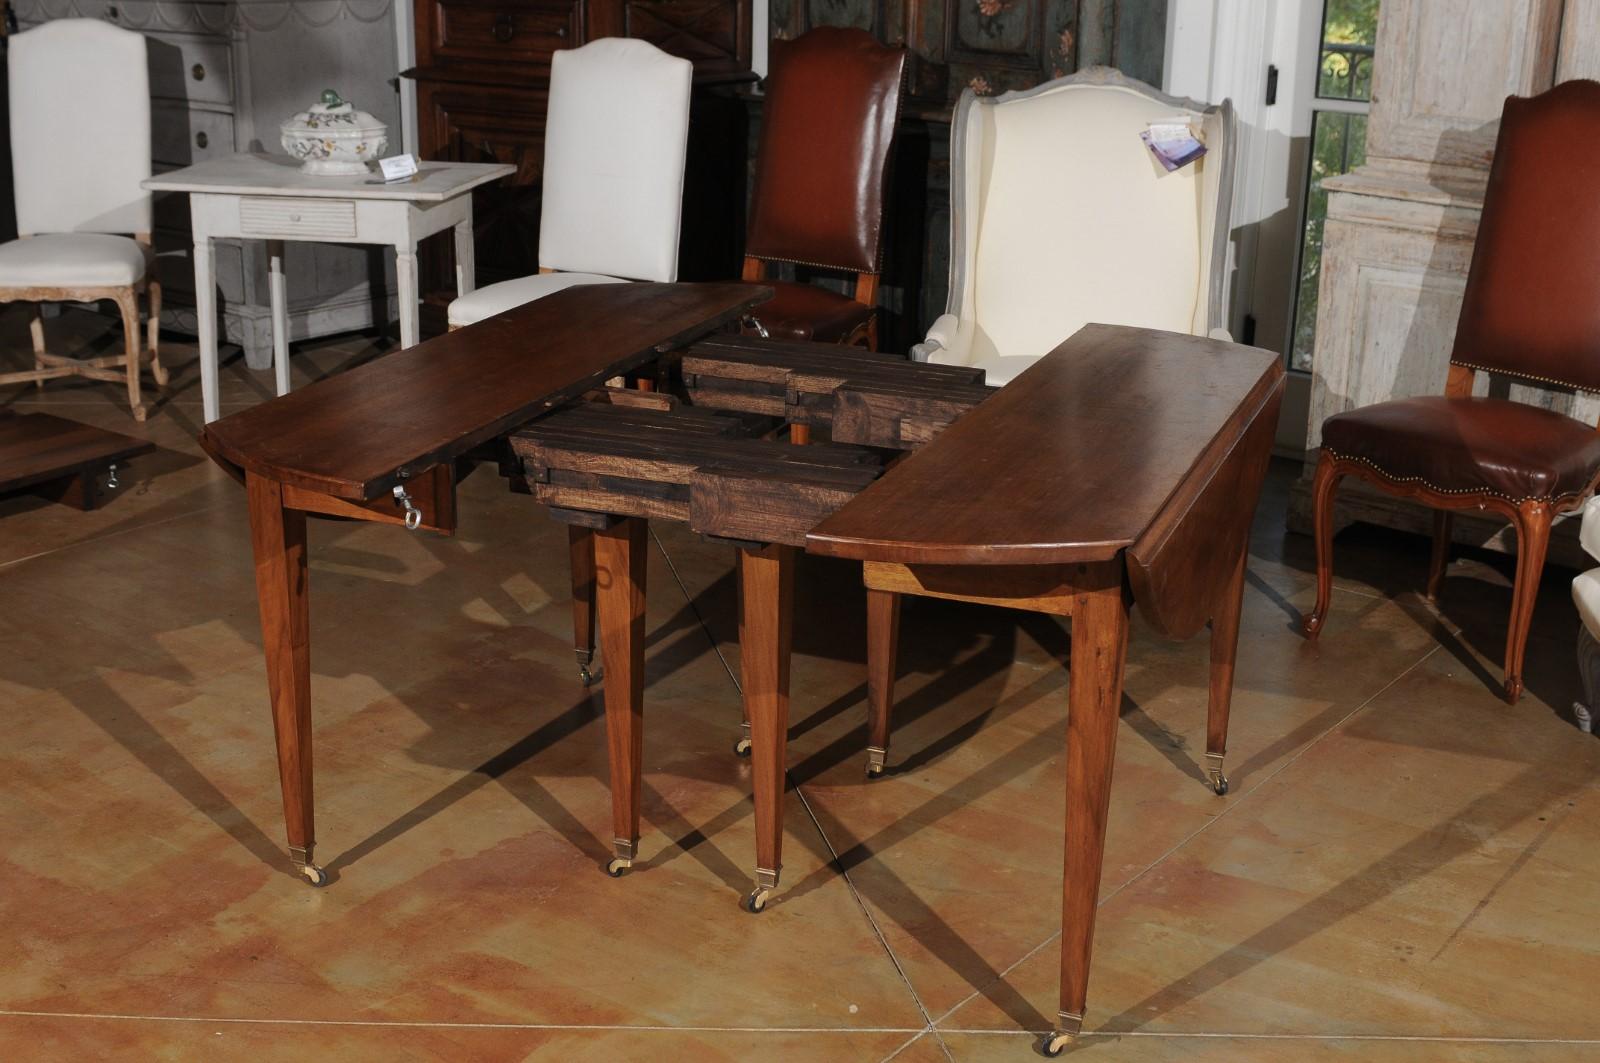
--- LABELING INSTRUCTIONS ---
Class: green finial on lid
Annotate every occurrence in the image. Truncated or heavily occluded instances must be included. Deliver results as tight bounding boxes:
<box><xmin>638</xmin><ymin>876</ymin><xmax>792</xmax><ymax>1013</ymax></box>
<box><xmin>319</xmin><ymin>89</ymin><xmax>343</xmax><ymax>107</ymax></box>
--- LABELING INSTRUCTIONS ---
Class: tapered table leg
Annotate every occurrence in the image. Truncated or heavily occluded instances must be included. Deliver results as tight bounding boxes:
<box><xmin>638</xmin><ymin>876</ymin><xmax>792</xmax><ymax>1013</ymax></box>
<box><xmin>738</xmin><ymin>543</ymin><xmax>794</xmax><ymax>913</ymax></box>
<box><xmin>596</xmin><ymin>518</ymin><xmax>647</xmax><ymax>876</ymax></box>
<box><xmin>569</xmin><ymin>525</ymin><xmax>597</xmax><ymax>685</ymax></box>
<box><xmin>245</xmin><ymin>472</ymin><xmax>324</xmax><ymax>887</ymax></box>
<box><xmin>1204</xmin><ymin>544</ymin><xmax>1249</xmax><ymax>797</ymax></box>
<box><xmin>865</xmin><ymin>588</ymin><xmax>900</xmax><ymax>777</ymax></box>
<box><xmin>1048</xmin><ymin>561</ymin><xmax>1129</xmax><ymax>1054</ymax></box>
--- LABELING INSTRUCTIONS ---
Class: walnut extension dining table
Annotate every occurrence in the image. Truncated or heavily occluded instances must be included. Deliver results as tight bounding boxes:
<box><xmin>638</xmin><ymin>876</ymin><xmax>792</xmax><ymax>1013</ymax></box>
<box><xmin>199</xmin><ymin>282</ymin><xmax>1283</xmax><ymax>1057</ymax></box>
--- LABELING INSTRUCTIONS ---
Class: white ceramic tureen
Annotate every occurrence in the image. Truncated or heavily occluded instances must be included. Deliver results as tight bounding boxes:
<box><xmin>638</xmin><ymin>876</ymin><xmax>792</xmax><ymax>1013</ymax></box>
<box><xmin>280</xmin><ymin>89</ymin><xmax>388</xmax><ymax>176</ymax></box>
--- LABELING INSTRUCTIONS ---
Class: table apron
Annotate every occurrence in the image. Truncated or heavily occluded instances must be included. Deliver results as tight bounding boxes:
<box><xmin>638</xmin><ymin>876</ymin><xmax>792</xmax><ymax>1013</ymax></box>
<box><xmin>861</xmin><ymin>559</ymin><xmax>1100</xmax><ymax>617</ymax></box>
<box><xmin>188</xmin><ymin>192</ymin><xmax>471</xmax><ymax>246</ymax></box>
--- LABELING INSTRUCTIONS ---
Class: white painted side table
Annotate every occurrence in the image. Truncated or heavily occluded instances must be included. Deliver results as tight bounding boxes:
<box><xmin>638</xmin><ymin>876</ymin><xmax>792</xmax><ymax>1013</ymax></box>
<box><xmin>144</xmin><ymin>153</ymin><xmax>515</xmax><ymax>423</ymax></box>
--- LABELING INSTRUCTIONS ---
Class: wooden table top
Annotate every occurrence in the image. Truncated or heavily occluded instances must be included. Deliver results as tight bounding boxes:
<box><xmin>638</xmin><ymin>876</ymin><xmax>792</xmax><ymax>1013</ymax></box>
<box><xmin>201</xmin><ymin>282</ymin><xmax>768</xmax><ymax>501</ymax></box>
<box><xmin>806</xmin><ymin>324</ymin><xmax>1283</xmax><ymax>566</ymax></box>
<box><xmin>0</xmin><ymin>412</ymin><xmax>154</xmax><ymax>494</ymax></box>
<box><xmin>142</xmin><ymin>153</ymin><xmax>516</xmax><ymax>202</ymax></box>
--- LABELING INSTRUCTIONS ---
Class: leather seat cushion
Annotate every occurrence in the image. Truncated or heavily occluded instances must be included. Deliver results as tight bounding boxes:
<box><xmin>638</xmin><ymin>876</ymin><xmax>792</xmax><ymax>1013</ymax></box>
<box><xmin>1322</xmin><ymin>395</ymin><xmax>1600</xmax><ymax>502</ymax></box>
<box><xmin>0</xmin><ymin>233</ymin><xmax>147</xmax><ymax>288</ymax></box>
<box><xmin>449</xmin><ymin>272</ymin><xmax>627</xmax><ymax>327</ymax></box>
<box><xmin>744</xmin><ymin>280</ymin><xmax>872</xmax><ymax>343</ymax></box>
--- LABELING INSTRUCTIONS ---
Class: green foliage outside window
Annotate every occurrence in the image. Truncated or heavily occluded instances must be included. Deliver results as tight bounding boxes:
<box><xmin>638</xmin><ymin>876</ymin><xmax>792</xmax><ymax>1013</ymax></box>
<box><xmin>1291</xmin><ymin>1</ymin><xmax>1380</xmax><ymax>372</ymax></box>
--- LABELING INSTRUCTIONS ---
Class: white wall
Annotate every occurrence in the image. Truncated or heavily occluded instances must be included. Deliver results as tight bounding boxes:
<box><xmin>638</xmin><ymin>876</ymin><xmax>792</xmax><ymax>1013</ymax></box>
<box><xmin>1166</xmin><ymin>0</ymin><xmax>1325</xmax><ymax>453</ymax></box>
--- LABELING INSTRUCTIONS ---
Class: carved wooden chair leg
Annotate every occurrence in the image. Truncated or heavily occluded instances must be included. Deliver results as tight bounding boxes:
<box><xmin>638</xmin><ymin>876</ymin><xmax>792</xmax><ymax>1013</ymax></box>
<box><xmin>1427</xmin><ymin>509</ymin><xmax>1453</xmax><ymax>601</ymax></box>
<box><xmin>146</xmin><ymin>278</ymin><xmax>168</xmax><ymax>387</ymax></box>
<box><xmin>30</xmin><ymin>304</ymin><xmax>46</xmax><ymax>386</ymax></box>
<box><xmin>738</xmin><ymin>543</ymin><xmax>794</xmax><ymax>914</ymax></box>
<box><xmin>115</xmin><ymin>288</ymin><xmax>146</xmax><ymax>421</ymax></box>
<box><xmin>864</xmin><ymin>587</ymin><xmax>900</xmax><ymax>777</ymax></box>
<box><xmin>1302</xmin><ymin>451</ymin><xmax>1343</xmax><ymax>638</ymax></box>
<box><xmin>569</xmin><ymin>525</ymin><xmax>597</xmax><ymax>685</ymax></box>
<box><xmin>1502</xmin><ymin>500</ymin><xmax>1552</xmax><ymax>704</ymax></box>
<box><xmin>595</xmin><ymin>518</ymin><xmax>647</xmax><ymax>877</ymax></box>
<box><xmin>1204</xmin><ymin>545</ymin><xmax>1249</xmax><ymax>796</ymax></box>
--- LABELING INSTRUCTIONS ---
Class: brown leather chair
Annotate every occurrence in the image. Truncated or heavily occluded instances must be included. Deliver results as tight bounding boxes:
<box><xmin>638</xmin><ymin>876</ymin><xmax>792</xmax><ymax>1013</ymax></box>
<box><xmin>740</xmin><ymin>28</ymin><xmax>906</xmax><ymax>351</ymax></box>
<box><xmin>1303</xmin><ymin>79</ymin><xmax>1600</xmax><ymax>703</ymax></box>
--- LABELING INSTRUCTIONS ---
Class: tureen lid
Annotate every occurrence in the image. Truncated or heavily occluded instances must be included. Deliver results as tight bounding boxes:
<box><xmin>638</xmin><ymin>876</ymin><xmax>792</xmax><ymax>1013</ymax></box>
<box><xmin>280</xmin><ymin>89</ymin><xmax>386</xmax><ymax>135</ymax></box>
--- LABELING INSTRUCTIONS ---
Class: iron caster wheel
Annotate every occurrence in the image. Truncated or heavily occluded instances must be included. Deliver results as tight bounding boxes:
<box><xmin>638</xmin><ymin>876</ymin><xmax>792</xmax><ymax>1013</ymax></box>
<box><xmin>299</xmin><ymin>864</ymin><xmax>328</xmax><ymax>888</ymax></box>
<box><xmin>605</xmin><ymin>857</ymin><xmax>631</xmax><ymax>878</ymax></box>
<box><xmin>732</xmin><ymin>736</ymin><xmax>752</xmax><ymax>758</ymax></box>
<box><xmin>1041</xmin><ymin>1030</ymin><xmax>1074</xmax><ymax>1057</ymax></box>
<box><xmin>1212</xmin><ymin>774</ymin><xmax>1230</xmax><ymax>796</ymax></box>
<box><xmin>742</xmin><ymin>886</ymin><xmax>771</xmax><ymax>914</ymax></box>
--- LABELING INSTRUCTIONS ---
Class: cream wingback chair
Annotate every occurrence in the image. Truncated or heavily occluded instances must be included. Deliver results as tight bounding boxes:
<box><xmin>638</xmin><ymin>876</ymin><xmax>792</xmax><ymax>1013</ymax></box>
<box><xmin>0</xmin><ymin>20</ymin><xmax>165</xmax><ymax>420</ymax></box>
<box><xmin>913</xmin><ymin>67</ymin><xmax>1236</xmax><ymax>385</ymax></box>
<box><xmin>446</xmin><ymin>39</ymin><xmax>693</xmax><ymax>328</ymax></box>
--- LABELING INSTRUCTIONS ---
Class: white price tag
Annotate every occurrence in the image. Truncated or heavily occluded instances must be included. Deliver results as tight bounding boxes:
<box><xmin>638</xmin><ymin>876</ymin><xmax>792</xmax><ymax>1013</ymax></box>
<box><xmin>378</xmin><ymin>154</ymin><xmax>420</xmax><ymax>183</ymax></box>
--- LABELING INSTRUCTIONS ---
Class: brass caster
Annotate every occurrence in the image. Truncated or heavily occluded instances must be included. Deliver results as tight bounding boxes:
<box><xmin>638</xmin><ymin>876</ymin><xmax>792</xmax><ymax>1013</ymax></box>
<box><xmin>299</xmin><ymin>864</ymin><xmax>328</xmax><ymax>888</ymax></box>
<box><xmin>1301</xmin><ymin>610</ymin><xmax>1325</xmax><ymax>639</ymax></box>
<box><xmin>605</xmin><ymin>857</ymin><xmax>632</xmax><ymax>878</ymax></box>
<box><xmin>1574</xmin><ymin>701</ymin><xmax>1594</xmax><ymax>734</ymax></box>
<box><xmin>1041</xmin><ymin>1030</ymin><xmax>1074</xmax><ymax>1056</ymax></box>
<box><xmin>1204</xmin><ymin>753</ymin><xmax>1227</xmax><ymax>796</ymax></box>
<box><xmin>1042</xmin><ymin>1012</ymin><xmax>1082</xmax><ymax>1056</ymax></box>
<box><xmin>742</xmin><ymin>886</ymin><xmax>771</xmax><ymax>914</ymax></box>
<box><xmin>865</xmin><ymin>746</ymin><xmax>887</xmax><ymax>779</ymax></box>
<box><xmin>733</xmin><ymin>736</ymin><xmax>752</xmax><ymax>758</ymax></box>
<box><xmin>1504</xmin><ymin>675</ymin><xmax>1524</xmax><ymax>704</ymax></box>
<box><xmin>1211</xmin><ymin>774</ymin><xmax>1230</xmax><ymax>796</ymax></box>
<box><xmin>579</xmin><ymin>666</ymin><xmax>594</xmax><ymax>687</ymax></box>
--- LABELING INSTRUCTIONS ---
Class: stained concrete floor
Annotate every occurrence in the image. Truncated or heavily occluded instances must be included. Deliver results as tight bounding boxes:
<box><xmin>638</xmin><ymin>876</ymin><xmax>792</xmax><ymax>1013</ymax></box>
<box><xmin>1</xmin><ymin>310</ymin><xmax>1598</xmax><ymax>1062</ymax></box>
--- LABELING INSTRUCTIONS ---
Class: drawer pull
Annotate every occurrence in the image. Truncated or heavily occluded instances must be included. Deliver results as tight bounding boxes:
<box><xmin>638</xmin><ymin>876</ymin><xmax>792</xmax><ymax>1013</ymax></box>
<box><xmin>103</xmin><ymin>5</ymin><xmax>118</xmax><ymax>20</ymax></box>
<box><xmin>556</xmin><ymin>25</ymin><xmax>567</xmax><ymax>38</ymax></box>
<box><xmin>195</xmin><ymin>132</ymin><xmax>208</xmax><ymax>149</ymax></box>
<box><xmin>192</xmin><ymin>63</ymin><xmax>206</xmax><ymax>81</ymax></box>
<box><xmin>491</xmin><ymin>13</ymin><xmax>515</xmax><ymax>42</ymax></box>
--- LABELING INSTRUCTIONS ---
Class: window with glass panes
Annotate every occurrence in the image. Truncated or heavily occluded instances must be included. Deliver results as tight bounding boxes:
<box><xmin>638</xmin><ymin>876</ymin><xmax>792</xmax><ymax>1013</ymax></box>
<box><xmin>1289</xmin><ymin>0</ymin><xmax>1379</xmax><ymax>372</ymax></box>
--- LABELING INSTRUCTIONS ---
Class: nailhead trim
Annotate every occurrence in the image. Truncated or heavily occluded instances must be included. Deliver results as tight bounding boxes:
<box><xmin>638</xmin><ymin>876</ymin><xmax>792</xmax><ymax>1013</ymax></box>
<box><xmin>1323</xmin><ymin>447</ymin><xmax>1549</xmax><ymax>504</ymax></box>
<box><xmin>1450</xmin><ymin>359</ymin><xmax>1600</xmax><ymax>395</ymax></box>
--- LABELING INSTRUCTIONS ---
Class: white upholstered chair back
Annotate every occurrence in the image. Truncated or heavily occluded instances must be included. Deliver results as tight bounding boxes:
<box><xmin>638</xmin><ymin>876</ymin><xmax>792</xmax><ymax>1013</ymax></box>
<box><xmin>9</xmin><ymin>20</ymin><xmax>152</xmax><ymax>237</ymax></box>
<box><xmin>538</xmin><ymin>38</ymin><xmax>693</xmax><ymax>282</ymax></box>
<box><xmin>928</xmin><ymin>68</ymin><xmax>1234</xmax><ymax>374</ymax></box>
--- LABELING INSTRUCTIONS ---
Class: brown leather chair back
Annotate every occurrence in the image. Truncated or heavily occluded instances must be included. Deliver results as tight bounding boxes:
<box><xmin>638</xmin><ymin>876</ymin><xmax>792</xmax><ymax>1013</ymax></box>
<box><xmin>1452</xmin><ymin>79</ymin><xmax>1600</xmax><ymax>393</ymax></box>
<box><xmin>745</xmin><ymin>28</ymin><xmax>906</xmax><ymax>274</ymax></box>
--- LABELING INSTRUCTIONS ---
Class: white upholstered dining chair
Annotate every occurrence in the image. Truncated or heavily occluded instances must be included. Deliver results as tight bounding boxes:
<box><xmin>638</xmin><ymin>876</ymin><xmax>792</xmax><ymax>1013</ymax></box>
<box><xmin>913</xmin><ymin>67</ymin><xmax>1236</xmax><ymax>385</ymax></box>
<box><xmin>0</xmin><ymin>19</ymin><xmax>165</xmax><ymax>420</ymax></box>
<box><xmin>446</xmin><ymin>38</ymin><xmax>694</xmax><ymax>328</ymax></box>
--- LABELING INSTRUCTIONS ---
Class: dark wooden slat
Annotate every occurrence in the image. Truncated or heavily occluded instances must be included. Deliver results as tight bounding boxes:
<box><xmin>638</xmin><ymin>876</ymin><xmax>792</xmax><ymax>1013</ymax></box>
<box><xmin>807</xmin><ymin>324</ymin><xmax>1284</xmax><ymax>566</ymax></box>
<box><xmin>690</xmin><ymin>467</ymin><xmax>876</xmax><ymax>546</ymax></box>
<box><xmin>830</xmin><ymin>378</ymin><xmax>997</xmax><ymax>449</ymax></box>
<box><xmin>200</xmin><ymin>282</ymin><xmax>768</xmax><ymax>502</ymax></box>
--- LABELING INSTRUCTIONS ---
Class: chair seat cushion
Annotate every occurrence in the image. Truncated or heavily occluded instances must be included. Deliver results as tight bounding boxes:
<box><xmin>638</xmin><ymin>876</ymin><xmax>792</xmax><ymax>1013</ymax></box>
<box><xmin>744</xmin><ymin>280</ymin><xmax>872</xmax><ymax>343</ymax></box>
<box><xmin>1322</xmin><ymin>396</ymin><xmax>1600</xmax><ymax>503</ymax></box>
<box><xmin>0</xmin><ymin>233</ymin><xmax>147</xmax><ymax>288</ymax></box>
<box><xmin>448</xmin><ymin>271</ymin><xmax>627</xmax><ymax>327</ymax></box>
